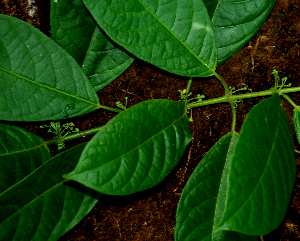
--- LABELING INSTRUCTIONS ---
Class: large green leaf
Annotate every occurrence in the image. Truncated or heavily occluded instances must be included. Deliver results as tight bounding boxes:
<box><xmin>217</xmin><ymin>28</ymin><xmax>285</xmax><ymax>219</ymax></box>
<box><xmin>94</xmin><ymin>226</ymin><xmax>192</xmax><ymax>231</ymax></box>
<box><xmin>50</xmin><ymin>0</ymin><xmax>134</xmax><ymax>91</ymax></box>
<box><xmin>293</xmin><ymin>106</ymin><xmax>300</xmax><ymax>145</ymax></box>
<box><xmin>175</xmin><ymin>132</ymin><xmax>257</xmax><ymax>241</ymax></box>
<box><xmin>0</xmin><ymin>143</ymin><xmax>101</xmax><ymax>241</ymax></box>
<box><xmin>0</xmin><ymin>14</ymin><xmax>100</xmax><ymax>121</ymax></box>
<box><xmin>203</xmin><ymin>0</ymin><xmax>277</xmax><ymax>64</ymax></box>
<box><xmin>0</xmin><ymin>123</ymin><xmax>50</xmax><ymax>194</ymax></box>
<box><xmin>215</xmin><ymin>94</ymin><xmax>296</xmax><ymax>235</ymax></box>
<box><xmin>82</xmin><ymin>0</ymin><xmax>217</xmax><ymax>77</ymax></box>
<box><xmin>64</xmin><ymin>99</ymin><xmax>192</xmax><ymax>195</ymax></box>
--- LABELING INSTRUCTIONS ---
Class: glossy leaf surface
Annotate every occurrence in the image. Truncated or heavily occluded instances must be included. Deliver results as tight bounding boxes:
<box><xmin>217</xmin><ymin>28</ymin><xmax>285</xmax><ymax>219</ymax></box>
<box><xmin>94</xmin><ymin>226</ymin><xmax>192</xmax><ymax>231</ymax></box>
<box><xmin>203</xmin><ymin>0</ymin><xmax>277</xmax><ymax>64</ymax></box>
<box><xmin>0</xmin><ymin>14</ymin><xmax>99</xmax><ymax>121</ymax></box>
<box><xmin>293</xmin><ymin>107</ymin><xmax>300</xmax><ymax>144</ymax></box>
<box><xmin>215</xmin><ymin>94</ymin><xmax>296</xmax><ymax>235</ymax></box>
<box><xmin>0</xmin><ymin>143</ymin><xmax>101</xmax><ymax>241</ymax></box>
<box><xmin>64</xmin><ymin>99</ymin><xmax>192</xmax><ymax>195</ymax></box>
<box><xmin>82</xmin><ymin>0</ymin><xmax>217</xmax><ymax>77</ymax></box>
<box><xmin>50</xmin><ymin>0</ymin><xmax>134</xmax><ymax>91</ymax></box>
<box><xmin>0</xmin><ymin>123</ymin><xmax>50</xmax><ymax>194</ymax></box>
<box><xmin>175</xmin><ymin>132</ymin><xmax>257</xmax><ymax>241</ymax></box>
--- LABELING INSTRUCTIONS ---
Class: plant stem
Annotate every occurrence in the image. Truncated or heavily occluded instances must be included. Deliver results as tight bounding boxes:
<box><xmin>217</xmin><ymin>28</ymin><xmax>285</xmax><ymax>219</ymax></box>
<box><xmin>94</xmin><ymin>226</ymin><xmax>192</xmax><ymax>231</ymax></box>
<box><xmin>282</xmin><ymin>94</ymin><xmax>299</xmax><ymax>109</ymax></box>
<box><xmin>45</xmin><ymin>126</ymin><xmax>102</xmax><ymax>146</ymax></box>
<box><xmin>231</xmin><ymin>105</ymin><xmax>237</xmax><ymax>133</ymax></box>
<box><xmin>45</xmin><ymin>86</ymin><xmax>300</xmax><ymax>146</ymax></box>
<box><xmin>280</xmin><ymin>86</ymin><xmax>300</xmax><ymax>94</ymax></box>
<box><xmin>185</xmin><ymin>78</ymin><xmax>193</xmax><ymax>95</ymax></box>
<box><xmin>214</xmin><ymin>72</ymin><xmax>236</xmax><ymax>133</ymax></box>
<box><xmin>99</xmin><ymin>104</ymin><xmax>123</xmax><ymax>113</ymax></box>
<box><xmin>214</xmin><ymin>72</ymin><xmax>230</xmax><ymax>96</ymax></box>
<box><xmin>187</xmin><ymin>87</ymin><xmax>300</xmax><ymax>109</ymax></box>
<box><xmin>183</xmin><ymin>78</ymin><xmax>193</xmax><ymax>111</ymax></box>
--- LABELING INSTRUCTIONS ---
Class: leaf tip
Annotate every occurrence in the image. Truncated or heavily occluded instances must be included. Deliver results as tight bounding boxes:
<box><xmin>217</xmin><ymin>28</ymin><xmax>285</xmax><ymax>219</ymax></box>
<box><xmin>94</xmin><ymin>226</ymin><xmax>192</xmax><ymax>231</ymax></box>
<box><xmin>63</xmin><ymin>173</ymin><xmax>72</xmax><ymax>180</ymax></box>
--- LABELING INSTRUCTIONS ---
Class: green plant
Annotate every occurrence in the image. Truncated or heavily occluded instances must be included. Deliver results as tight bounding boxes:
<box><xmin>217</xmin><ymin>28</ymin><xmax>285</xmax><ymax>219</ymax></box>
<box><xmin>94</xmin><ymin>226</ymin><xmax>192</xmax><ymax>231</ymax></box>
<box><xmin>0</xmin><ymin>0</ymin><xmax>299</xmax><ymax>240</ymax></box>
<box><xmin>40</xmin><ymin>121</ymin><xmax>80</xmax><ymax>150</ymax></box>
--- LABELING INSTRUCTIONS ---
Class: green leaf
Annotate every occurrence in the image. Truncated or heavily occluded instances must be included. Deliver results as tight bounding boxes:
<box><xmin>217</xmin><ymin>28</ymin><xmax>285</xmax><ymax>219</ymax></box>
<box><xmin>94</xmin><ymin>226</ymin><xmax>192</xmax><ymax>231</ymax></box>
<box><xmin>50</xmin><ymin>0</ymin><xmax>134</xmax><ymax>91</ymax></box>
<box><xmin>215</xmin><ymin>94</ymin><xmax>296</xmax><ymax>235</ymax></box>
<box><xmin>64</xmin><ymin>99</ymin><xmax>192</xmax><ymax>195</ymax></box>
<box><xmin>0</xmin><ymin>143</ymin><xmax>101</xmax><ymax>241</ymax></box>
<box><xmin>175</xmin><ymin>132</ymin><xmax>257</xmax><ymax>241</ymax></box>
<box><xmin>203</xmin><ymin>0</ymin><xmax>277</xmax><ymax>64</ymax></box>
<box><xmin>0</xmin><ymin>14</ymin><xmax>100</xmax><ymax>121</ymax></box>
<box><xmin>82</xmin><ymin>0</ymin><xmax>217</xmax><ymax>77</ymax></box>
<box><xmin>50</xmin><ymin>0</ymin><xmax>95</xmax><ymax>66</ymax></box>
<box><xmin>293</xmin><ymin>107</ymin><xmax>300</xmax><ymax>144</ymax></box>
<box><xmin>0</xmin><ymin>123</ymin><xmax>50</xmax><ymax>194</ymax></box>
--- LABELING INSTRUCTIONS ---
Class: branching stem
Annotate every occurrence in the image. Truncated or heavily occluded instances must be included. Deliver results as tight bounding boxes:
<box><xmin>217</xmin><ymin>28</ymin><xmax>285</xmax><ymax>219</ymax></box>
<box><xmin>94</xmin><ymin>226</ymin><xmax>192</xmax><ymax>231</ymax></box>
<box><xmin>45</xmin><ymin>126</ymin><xmax>103</xmax><ymax>146</ymax></box>
<box><xmin>45</xmin><ymin>76</ymin><xmax>300</xmax><ymax>147</ymax></box>
<box><xmin>187</xmin><ymin>87</ymin><xmax>300</xmax><ymax>109</ymax></box>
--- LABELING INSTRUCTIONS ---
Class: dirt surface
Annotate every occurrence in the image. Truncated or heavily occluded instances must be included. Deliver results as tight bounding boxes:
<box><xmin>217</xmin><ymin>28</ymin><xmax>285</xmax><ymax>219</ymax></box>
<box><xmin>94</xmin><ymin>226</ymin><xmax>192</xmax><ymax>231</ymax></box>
<box><xmin>1</xmin><ymin>0</ymin><xmax>300</xmax><ymax>240</ymax></box>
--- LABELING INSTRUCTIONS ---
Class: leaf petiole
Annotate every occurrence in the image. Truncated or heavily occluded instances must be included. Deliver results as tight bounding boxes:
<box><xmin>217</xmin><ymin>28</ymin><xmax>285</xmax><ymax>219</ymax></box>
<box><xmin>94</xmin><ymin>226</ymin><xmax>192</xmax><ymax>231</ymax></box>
<box><xmin>282</xmin><ymin>94</ymin><xmax>299</xmax><ymax>109</ymax></box>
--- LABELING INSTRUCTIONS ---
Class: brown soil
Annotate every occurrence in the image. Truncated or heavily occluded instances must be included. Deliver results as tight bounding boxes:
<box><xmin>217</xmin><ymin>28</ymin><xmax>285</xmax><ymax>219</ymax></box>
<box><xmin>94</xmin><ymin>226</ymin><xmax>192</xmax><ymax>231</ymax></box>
<box><xmin>2</xmin><ymin>0</ymin><xmax>300</xmax><ymax>240</ymax></box>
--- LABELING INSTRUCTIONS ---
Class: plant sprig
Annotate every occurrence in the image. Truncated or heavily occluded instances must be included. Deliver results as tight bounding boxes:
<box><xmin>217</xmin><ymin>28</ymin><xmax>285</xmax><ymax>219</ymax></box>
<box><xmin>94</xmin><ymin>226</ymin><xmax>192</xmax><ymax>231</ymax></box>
<box><xmin>272</xmin><ymin>69</ymin><xmax>291</xmax><ymax>90</ymax></box>
<box><xmin>40</xmin><ymin>122</ymin><xmax>79</xmax><ymax>150</ymax></box>
<box><xmin>116</xmin><ymin>97</ymin><xmax>128</xmax><ymax>110</ymax></box>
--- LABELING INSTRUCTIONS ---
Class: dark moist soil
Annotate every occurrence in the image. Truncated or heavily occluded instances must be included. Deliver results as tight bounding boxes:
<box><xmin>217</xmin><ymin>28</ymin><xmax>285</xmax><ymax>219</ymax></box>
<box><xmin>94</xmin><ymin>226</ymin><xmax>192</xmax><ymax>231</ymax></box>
<box><xmin>2</xmin><ymin>0</ymin><xmax>300</xmax><ymax>240</ymax></box>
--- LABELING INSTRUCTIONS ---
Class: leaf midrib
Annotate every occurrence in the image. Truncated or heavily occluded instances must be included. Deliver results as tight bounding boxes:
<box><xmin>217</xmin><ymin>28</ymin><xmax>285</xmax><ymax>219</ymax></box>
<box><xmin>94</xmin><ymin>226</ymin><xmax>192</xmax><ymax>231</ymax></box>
<box><xmin>137</xmin><ymin>0</ymin><xmax>215</xmax><ymax>72</ymax></box>
<box><xmin>0</xmin><ymin>66</ymin><xmax>99</xmax><ymax>107</ymax></box>
<box><xmin>75</xmin><ymin>111</ymin><xmax>187</xmax><ymax>176</ymax></box>
<box><xmin>212</xmin><ymin>133</ymin><xmax>237</xmax><ymax>236</ymax></box>
<box><xmin>0</xmin><ymin>142</ymin><xmax>47</xmax><ymax>156</ymax></box>
<box><xmin>0</xmin><ymin>153</ymin><xmax>69</xmax><ymax>223</ymax></box>
<box><xmin>219</xmin><ymin>106</ymin><xmax>282</xmax><ymax>230</ymax></box>
<box><xmin>0</xmin><ymin>178</ymin><xmax>66</xmax><ymax>226</ymax></box>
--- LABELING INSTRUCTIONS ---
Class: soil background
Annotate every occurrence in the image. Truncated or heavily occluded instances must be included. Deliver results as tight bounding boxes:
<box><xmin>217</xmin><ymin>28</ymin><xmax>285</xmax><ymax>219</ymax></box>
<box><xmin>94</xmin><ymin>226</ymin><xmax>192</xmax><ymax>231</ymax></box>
<box><xmin>1</xmin><ymin>0</ymin><xmax>300</xmax><ymax>240</ymax></box>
